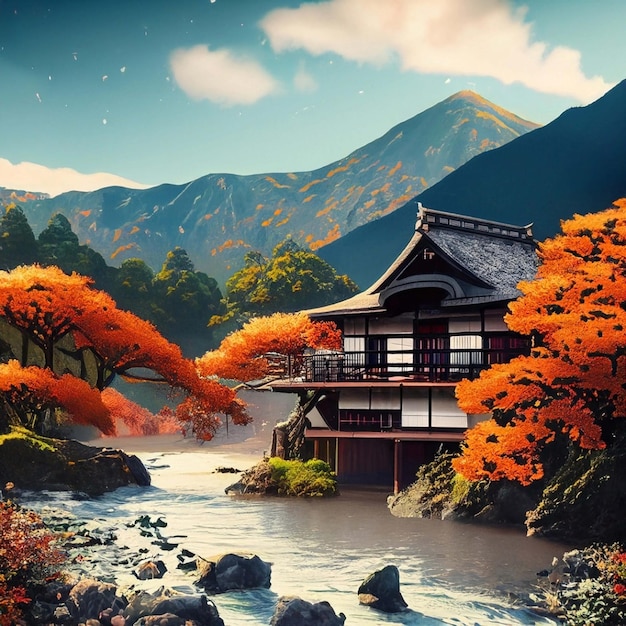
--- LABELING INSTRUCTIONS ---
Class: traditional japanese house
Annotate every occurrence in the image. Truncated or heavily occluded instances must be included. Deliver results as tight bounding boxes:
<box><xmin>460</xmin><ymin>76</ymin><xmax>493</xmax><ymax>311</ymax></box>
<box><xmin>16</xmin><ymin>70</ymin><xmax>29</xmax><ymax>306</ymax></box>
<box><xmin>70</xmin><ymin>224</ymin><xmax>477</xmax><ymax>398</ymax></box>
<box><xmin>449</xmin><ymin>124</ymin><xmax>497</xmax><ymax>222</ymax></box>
<box><xmin>270</xmin><ymin>204</ymin><xmax>538</xmax><ymax>491</ymax></box>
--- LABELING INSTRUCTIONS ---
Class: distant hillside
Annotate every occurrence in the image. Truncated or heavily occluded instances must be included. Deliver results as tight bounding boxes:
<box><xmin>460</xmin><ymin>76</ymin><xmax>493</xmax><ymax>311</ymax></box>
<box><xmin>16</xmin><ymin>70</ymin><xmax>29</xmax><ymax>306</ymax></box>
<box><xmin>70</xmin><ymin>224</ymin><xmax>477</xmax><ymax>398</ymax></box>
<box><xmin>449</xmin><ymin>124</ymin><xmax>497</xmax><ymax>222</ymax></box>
<box><xmin>0</xmin><ymin>188</ymin><xmax>48</xmax><ymax>205</ymax></box>
<box><xmin>319</xmin><ymin>79</ymin><xmax>626</xmax><ymax>289</ymax></box>
<box><xmin>14</xmin><ymin>91</ymin><xmax>537</xmax><ymax>284</ymax></box>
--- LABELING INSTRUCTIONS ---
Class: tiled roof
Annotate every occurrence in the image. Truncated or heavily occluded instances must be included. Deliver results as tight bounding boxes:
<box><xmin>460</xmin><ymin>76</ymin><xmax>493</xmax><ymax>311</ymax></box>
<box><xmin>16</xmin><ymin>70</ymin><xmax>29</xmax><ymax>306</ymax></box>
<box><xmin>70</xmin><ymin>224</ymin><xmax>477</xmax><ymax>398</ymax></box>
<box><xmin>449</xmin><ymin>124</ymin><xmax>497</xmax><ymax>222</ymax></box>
<box><xmin>307</xmin><ymin>204</ymin><xmax>538</xmax><ymax>317</ymax></box>
<box><xmin>426</xmin><ymin>225</ymin><xmax>538</xmax><ymax>303</ymax></box>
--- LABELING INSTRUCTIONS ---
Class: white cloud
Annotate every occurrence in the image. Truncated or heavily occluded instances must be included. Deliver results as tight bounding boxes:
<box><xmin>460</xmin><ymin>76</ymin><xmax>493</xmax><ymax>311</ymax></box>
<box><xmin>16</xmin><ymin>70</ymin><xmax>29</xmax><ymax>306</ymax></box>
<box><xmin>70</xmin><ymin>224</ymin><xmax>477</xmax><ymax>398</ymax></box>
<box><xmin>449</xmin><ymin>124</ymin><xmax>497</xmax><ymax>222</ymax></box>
<box><xmin>260</xmin><ymin>0</ymin><xmax>613</xmax><ymax>103</ymax></box>
<box><xmin>294</xmin><ymin>64</ymin><xmax>318</xmax><ymax>92</ymax></box>
<box><xmin>169</xmin><ymin>44</ymin><xmax>280</xmax><ymax>106</ymax></box>
<box><xmin>0</xmin><ymin>158</ymin><xmax>151</xmax><ymax>198</ymax></box>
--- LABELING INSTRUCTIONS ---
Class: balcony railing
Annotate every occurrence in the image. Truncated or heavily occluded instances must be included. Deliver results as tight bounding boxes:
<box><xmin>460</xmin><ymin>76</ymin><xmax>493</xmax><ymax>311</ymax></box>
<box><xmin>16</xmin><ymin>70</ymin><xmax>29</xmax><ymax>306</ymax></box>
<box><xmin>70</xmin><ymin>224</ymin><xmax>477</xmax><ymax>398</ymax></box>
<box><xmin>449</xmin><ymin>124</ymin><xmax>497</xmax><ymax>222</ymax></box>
<box><xmin>299</xmin><ymin>335</ymin><xmax>529</xmax><ymax>383</ymax></box>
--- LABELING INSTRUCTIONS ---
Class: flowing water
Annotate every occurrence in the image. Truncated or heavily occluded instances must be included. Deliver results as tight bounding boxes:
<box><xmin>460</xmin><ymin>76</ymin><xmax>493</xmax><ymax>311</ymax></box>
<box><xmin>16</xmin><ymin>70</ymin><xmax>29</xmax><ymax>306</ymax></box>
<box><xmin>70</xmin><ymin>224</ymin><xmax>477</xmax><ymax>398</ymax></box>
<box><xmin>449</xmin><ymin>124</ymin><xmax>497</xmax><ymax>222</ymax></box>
<box><xmin>21</xmin><ymin>441</ymin><xmax>571</xmax><ymax>626</ymax></box>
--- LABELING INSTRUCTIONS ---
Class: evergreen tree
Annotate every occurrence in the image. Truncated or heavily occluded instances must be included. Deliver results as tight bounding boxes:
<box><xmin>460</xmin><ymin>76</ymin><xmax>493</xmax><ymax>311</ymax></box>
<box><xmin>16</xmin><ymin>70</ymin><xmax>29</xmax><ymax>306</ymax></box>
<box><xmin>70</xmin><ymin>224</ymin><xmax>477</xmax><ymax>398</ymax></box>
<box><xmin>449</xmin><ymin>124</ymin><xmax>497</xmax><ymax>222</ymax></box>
<box><xmin>152</xmin><ymin>248</ymin><xmax>225</xmax><ymax>355</ymax></box>
<box><xmin>223</xmin><ymin>237</ymin><xmax>358</xmax><ymax>320</ymax></box>
<box><xmin>0</xmin><ymin>204</ymin><xmax>38</xmax><ymax>269</ymax></box>
<box><xmin>112</xmin><ymin>258</ymin><xmax>156</xmax><ymax>321</ymax></box>
<box><xmin>38</xmin><ymin>212</ymin><xmax>112</xmax><ymax>290</ymax></box>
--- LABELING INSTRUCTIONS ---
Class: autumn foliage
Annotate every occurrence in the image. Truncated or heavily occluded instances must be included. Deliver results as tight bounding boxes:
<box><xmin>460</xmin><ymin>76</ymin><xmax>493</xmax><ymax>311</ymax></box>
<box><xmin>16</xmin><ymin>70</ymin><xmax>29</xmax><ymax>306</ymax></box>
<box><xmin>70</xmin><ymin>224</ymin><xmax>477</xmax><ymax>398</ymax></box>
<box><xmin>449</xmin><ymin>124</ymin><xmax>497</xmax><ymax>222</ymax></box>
<box><xmin>0</xmin><ymin>265</ymin><xmax>251</xmax><ymax>440</ymax></box>
<box><xmin>0</xmin><ymin>502</ymin><xmax>64</xmax><ymax>626</ymax></box>
<box><xmin>100</xmin><ymin>388</ymin><xmax>179</xmax><ymax>436</ymax></box>
<box><xmin>196</xmin><ymin>311</ymin><xmax>342</xmax><ymax>382</ymax></box>
<box><xmin>0</xmin><ymin>360</ymin><xmax>114</xmax><ymax>435</ymax></box>
<box><xmin>0</xmin><ymin>265</ymin><xmax>343</xmax><ymax>441</ymax></box>
<box><xmin>454</xmin><ymin>199</ymin><xmax>626</xmax><ymax>484</ymax></box>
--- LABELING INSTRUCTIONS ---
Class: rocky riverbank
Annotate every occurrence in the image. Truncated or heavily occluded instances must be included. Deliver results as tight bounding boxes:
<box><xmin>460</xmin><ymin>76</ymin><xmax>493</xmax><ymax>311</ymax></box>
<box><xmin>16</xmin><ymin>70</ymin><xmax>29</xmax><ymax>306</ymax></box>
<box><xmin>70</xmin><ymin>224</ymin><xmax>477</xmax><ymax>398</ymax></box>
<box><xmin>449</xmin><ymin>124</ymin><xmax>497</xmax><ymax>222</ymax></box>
<box><xmin>387</xmin><ymin>432</ymin><xmax>626</xmax><ymax>546</ymax></box>
<box><xmin>4</xmin><ymin>425</ymin><xmax>577</xmax><ymax>625</ymax></box>
<box><xmin>23</xmin><ymin>506</ymin><xmax>420</xmax><ymax>625</ymax></box>
<box><xmin>0</xmin><ymin>428</ymin><xmax>150</xmax><ymax>496</ymax></box>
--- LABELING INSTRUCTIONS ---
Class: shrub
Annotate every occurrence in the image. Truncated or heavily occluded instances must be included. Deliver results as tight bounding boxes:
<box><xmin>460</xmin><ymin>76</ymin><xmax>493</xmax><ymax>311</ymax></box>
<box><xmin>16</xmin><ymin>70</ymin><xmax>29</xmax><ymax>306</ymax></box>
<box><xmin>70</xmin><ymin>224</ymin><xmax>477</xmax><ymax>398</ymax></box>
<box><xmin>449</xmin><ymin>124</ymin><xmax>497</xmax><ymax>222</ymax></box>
<box><xmin>539</xmin><ymin>544</ymin><xmax>626</xmax><ymax>625</ymax></box>
<box><xmin>0</xmin><ymin>501</ymin><xmax>65</xmax><ymax>625</ymax></box>
<box><xmin>268</xmin><ymin>457</ymin><xmax>337</xmax><ymax>496</ymax></box>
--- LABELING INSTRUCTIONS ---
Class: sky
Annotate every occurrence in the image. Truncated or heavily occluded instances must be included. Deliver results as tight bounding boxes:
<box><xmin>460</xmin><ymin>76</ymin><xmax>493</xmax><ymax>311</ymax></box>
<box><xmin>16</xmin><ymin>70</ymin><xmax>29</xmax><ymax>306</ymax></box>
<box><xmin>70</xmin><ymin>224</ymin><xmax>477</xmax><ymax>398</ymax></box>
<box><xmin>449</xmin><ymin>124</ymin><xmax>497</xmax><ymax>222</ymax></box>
<box><xmin>0</xmin><ymin>0</ymin><xmax>623</xmax><ymax>197</ymax></box>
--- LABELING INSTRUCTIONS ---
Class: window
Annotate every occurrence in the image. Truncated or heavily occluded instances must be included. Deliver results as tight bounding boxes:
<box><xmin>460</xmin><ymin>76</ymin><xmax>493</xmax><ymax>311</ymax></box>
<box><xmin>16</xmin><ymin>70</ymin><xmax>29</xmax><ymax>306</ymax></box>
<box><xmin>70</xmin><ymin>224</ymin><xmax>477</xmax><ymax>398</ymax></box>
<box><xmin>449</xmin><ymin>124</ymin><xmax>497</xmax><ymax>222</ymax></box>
<box><xmin>387</xmin><ymin>336</ymin><xmax>414</xmax><ymax>372</ymax></box>
<box><xmin>449</xmin><ymin>318</ymin><xmax>482</xmax><ymax>372</ymax></box>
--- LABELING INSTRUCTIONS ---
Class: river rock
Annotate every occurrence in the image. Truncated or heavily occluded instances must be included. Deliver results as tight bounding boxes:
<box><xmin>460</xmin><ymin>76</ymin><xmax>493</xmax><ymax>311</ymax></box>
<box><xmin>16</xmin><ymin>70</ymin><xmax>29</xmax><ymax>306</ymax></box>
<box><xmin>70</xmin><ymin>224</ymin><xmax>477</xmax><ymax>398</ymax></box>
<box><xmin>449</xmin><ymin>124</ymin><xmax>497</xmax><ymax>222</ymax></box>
<box><xmin>123</xmin><ymin>588</ymin><xmax>224</xmax><ymax>626</ymax></box>
<box><xmin>358</xmin><ymin>565</ymin><xmax>408</xmax><ymax>613</ymax></box>
<box><xmin>225</xmin><ymin>459</ymin><xmax>276</xmax><ymax>495</ymax></box>
<box><xmin>66</xmin><ymin>578</ymin><xmax>122</xmax><ymax>622</ymax></box>
<box><xmin>131</xmin><ymin>613</ymin><xmax>185</xmax><ymax>625</ymax></box>
<box><xmin>270</xmin><ymin>596</ymin><xmax>346</xmax><ymax>625</ymax></box>
<box><xmin>0</xmin><ymin>434</ymin><xmax>150</xmax><ymax>496</ymax></box>
<box><xmin>134</xmin><ymin>559</ymin><xmax>168</xmax><ymax>580</ymax></box>
<box><xmin>195</xmin><ymin>552</ymin><xmax>272</xmax><ymax>593</ymax></box>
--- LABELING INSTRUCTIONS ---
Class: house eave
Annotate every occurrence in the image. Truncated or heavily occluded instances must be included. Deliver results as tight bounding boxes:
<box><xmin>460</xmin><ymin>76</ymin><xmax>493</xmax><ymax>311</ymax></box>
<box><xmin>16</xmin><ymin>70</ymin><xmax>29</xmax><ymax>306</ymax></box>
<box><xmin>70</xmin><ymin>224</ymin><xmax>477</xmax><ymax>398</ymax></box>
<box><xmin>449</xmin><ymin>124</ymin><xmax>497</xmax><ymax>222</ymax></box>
<box><xmin>305</xmin><ymin>428</ymin><xmax>465</xmax><ymax>442</ymax></box>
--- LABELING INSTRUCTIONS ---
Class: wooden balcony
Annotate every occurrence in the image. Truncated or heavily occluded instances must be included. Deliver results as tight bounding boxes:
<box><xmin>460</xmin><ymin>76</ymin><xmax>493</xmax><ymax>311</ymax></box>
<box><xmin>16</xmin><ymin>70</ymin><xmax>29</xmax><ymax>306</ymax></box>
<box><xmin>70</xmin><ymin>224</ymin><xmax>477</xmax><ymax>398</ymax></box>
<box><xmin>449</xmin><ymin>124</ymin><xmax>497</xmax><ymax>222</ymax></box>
<box><xmin>301</xmin><ymin>337</ymin><xmax>528</xmax><ymax>384</ymax></box>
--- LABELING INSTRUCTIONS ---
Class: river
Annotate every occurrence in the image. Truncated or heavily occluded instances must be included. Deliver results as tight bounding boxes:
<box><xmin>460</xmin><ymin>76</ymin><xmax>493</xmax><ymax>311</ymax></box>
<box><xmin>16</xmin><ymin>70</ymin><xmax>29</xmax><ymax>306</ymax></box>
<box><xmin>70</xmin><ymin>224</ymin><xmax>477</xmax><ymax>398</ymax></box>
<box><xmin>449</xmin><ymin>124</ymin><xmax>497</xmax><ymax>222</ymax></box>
<box><xmin>21</xmin><ymin>447</ymin><xmax>571</xmax><ymax>624</ymax></box>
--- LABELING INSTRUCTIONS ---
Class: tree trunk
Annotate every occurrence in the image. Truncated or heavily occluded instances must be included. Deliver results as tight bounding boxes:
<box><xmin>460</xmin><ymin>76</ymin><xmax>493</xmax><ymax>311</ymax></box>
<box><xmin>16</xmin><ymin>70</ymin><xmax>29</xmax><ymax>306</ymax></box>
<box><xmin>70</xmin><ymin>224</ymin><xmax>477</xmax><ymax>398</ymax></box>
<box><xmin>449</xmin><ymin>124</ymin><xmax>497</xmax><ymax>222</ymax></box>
<box><xmin>270</xmin><ymin>391</ymin><xmax>320</xmax><ymax>460</ymax></box>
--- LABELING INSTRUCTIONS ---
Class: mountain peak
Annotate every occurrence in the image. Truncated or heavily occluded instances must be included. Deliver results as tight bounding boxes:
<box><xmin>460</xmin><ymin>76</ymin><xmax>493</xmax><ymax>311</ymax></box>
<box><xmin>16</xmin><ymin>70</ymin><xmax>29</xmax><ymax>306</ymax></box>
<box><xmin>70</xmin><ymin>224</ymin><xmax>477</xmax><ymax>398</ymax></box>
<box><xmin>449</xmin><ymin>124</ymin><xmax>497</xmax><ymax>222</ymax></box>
<box><xmin>18</xmin><ymin>91</ymin><xmax>539</xmax><ymax>285</ymax></box>
<box><xmin>443</xmin><ymin>90</ymin><xmax>540</xmax><ymax>131</ymax></box>
<box><xmin>447</xmin><ymin>89</ymin><xmax>482</xmax><ymax>101</ymax></box>
<box><xmin>319</xmin><ymin>76</ymin><xmax>626</xmax><ymax>289</ymax></box>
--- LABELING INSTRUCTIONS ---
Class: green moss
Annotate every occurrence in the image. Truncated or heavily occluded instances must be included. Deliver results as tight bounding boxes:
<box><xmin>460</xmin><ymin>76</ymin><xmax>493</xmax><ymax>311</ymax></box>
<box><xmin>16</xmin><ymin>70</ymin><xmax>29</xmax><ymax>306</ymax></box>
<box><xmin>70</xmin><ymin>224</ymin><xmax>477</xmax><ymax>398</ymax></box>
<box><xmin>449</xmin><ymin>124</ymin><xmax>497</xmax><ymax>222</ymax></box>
<box><xmin>450</xmin><ymin>473</ymin><xmax>471</xmax><ymax>503</ymax></box>
<box><xmin>267</xmin><ymin>457</ymin><xmax>337</xmax><ymax>496</ymax></box>
<box><xmin>0</xmin><ymin>426</ymin><xmax>57</xmax><ymax>454</ymax></box>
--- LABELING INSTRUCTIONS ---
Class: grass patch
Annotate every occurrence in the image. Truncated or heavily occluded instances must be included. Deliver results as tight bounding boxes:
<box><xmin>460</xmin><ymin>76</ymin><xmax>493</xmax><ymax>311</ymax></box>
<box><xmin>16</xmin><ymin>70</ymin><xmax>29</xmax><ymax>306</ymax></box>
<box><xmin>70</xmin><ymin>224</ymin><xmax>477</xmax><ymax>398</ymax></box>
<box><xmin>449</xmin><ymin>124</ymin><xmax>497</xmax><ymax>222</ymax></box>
<box><xmin>268</xmin><ymin>457</ymin><xmax>338</xmax><ymax>496</ymax></box>
<box><xmin>0</xmin><ymin>426</ymin><xmax>57</xmax><ymax>453</ymax></box>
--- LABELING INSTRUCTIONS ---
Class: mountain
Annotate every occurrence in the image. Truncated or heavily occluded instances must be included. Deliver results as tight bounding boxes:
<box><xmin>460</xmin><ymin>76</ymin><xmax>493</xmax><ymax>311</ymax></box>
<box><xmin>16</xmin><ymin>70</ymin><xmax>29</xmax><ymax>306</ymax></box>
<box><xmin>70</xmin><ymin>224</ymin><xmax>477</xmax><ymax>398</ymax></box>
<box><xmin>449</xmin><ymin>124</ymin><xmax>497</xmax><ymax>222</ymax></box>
<box><xmin>319</xmin><ymin>79</ymin><xmax>626</xmax><ymax>289</ymax></box>
<box><xmin>0</xmin><ymin>188</ymin><xmax>49</xmax><ymax>205</ymax></box>
<box><xmin>15</xmin><ymin>91</ymin><xmax>537</xmax><ymax>284</ymax></box>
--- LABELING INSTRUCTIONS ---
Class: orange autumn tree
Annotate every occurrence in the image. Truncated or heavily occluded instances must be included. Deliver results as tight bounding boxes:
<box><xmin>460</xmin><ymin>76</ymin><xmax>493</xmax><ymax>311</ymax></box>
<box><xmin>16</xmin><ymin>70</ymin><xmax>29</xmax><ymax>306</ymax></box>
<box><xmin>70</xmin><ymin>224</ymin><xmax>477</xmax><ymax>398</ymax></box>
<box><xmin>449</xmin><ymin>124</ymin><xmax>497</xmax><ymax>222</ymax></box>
<box><xmin>454</xmin><ymin>199</ymin><xmax>626</xmax><ymax>485</ymax></box>
<box><xmin>0</xmin><ymin>265</ymin><xmax>250</xmax><ymax>439</ymax></box>
<box><xmin>101</xmin><ymin>388</ymin><xmax>179</xmax><ymax>436</ymax></box>
<box><xmin>0</xmin><ymin>359</ymin><xmax>114</xmax><ymax>434</ymax></box>
<box><xmin>196</xmin><ymin>311</ymin><xmax>342</xmax><ymax>382</ymax></box>
<box><xmin>0</xmin><ymin>265</ymin><xmax>94</xmax><ymax>370</ymax></box>
<box><xmin>195</xmin><ymin>312</ymin><xmax>340</xmax><ymax>443</ymax></box>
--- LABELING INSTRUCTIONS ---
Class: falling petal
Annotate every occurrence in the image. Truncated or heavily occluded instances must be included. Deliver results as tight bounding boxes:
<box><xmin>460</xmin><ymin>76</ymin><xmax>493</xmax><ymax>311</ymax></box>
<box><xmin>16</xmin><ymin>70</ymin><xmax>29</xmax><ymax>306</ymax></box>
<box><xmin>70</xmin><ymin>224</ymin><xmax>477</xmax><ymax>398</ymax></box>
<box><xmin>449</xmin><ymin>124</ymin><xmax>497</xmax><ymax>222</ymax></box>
<box><xmin>120</xmin><ymin>66</ymin><xmax>126</xmax><ymax>73</ymax></box>
<box><xmin>102</xmin><ymin>75</ymin><xmax>108</xmax><ymax>81</ymax></box>
<box><xmin>35</xmin><ymin>92</ymin><xmax>42</xmax><ymax>102</ymax></box>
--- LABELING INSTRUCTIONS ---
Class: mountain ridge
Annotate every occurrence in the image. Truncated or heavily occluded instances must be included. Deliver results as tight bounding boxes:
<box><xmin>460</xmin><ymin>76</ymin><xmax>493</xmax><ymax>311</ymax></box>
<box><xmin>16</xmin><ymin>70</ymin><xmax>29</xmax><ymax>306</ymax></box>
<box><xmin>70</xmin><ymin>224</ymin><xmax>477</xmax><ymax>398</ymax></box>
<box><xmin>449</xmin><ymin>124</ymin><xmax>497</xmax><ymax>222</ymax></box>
<box><xmin>13</xmin><ymin>90</ymin><xmax>538</xmax><ymax>284</ymax></box>
<box><xmin>318</xmin><ymin>79</ymin><xmax>626</xmax><ymax>289</ymax></box>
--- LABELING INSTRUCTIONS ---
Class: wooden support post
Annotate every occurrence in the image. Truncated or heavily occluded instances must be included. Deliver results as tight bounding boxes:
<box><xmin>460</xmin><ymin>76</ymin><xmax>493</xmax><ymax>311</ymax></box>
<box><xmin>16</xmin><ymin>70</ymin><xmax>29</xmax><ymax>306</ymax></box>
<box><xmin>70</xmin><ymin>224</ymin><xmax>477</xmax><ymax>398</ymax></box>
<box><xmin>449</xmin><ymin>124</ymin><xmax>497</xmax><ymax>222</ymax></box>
<box><xmin>393</xmin><ymin>439</ymin><xmax>402</xmax><ymax>495</ymax></box>
<box><xmin>313</xmin><ymin>439</ymin><xmax>319</xmax><ymax>459</ymax></box>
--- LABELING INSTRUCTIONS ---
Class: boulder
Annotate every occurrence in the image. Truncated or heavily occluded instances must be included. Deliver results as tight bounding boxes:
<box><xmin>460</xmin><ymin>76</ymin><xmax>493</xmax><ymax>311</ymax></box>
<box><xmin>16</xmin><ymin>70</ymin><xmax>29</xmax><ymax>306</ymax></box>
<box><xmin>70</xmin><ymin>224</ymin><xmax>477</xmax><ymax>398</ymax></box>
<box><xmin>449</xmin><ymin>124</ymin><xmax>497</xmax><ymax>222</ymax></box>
<box><xmin>0</xmin><ymin>433</ymin><xmax>150</xmax><ymax>496</ymax></box>
<box><xmin>225</xmin><ymin>460</ymin><xmax>276</xmax><ymax>495</ymax></box>
<box><xmin>196</xmin><ymin>552</ymin><xmax>272</xmax><ymax>593</ymax></box>
<box><xmin>66</xmin><ymin>578</ymin><xmax>122</xmax><ymax>622</ymax></box>
<box><xmin>123</xmin><ymin>588</ymin><xmax>224</xmax><ymax>626</ymax></box>
<box><xmin>358</xmin><ymin>565</ymin><xmax>408</xmax><ymax>613</ymax></box>
<box><xmin>131</xmin><ymin>613</ymin><xmax>185</xmax><ymax>626</ymax></box>
<box><xmin>134</xmin><ymin>559</ymin><xmax>168</xmax><ymax>580</ymax></box>
<box><xmin>270</xmin><ymin>596</ymin><xmax>346</xmax><ymax>626</ymax></box>
<box><xmin>526</xmin><ymin>435</ymin><xmax>626</xmax><ymax>543</ymax></box>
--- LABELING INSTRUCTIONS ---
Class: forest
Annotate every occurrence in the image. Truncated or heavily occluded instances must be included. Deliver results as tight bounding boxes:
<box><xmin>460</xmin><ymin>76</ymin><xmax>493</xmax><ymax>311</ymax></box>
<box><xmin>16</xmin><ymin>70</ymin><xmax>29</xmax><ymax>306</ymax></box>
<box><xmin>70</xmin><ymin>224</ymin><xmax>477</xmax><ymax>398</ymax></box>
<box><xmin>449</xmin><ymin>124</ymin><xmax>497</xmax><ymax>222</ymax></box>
<box><xmin>0</xmin><ymin>204</ymin><xmax>357</xmax><ymax>356</ymax></box>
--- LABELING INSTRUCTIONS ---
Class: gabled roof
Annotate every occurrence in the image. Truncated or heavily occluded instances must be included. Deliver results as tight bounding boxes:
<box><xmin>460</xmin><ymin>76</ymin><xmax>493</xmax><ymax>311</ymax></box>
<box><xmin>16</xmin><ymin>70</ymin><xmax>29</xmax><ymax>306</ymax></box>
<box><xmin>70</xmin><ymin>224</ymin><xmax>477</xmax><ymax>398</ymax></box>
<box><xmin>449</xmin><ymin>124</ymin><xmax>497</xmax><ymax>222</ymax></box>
<box><xmin>307</xmin><ymin>203</ymin><xmax>538</xmax><ymax>317</ymax></box>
